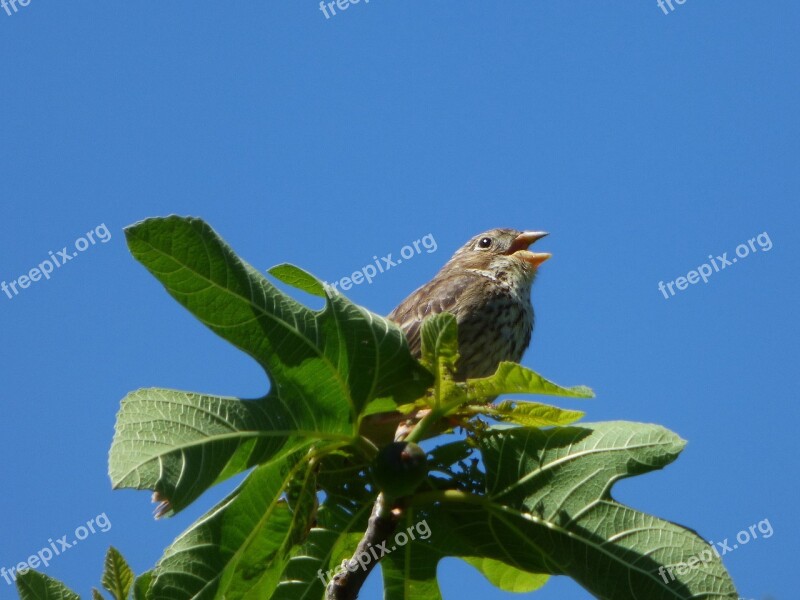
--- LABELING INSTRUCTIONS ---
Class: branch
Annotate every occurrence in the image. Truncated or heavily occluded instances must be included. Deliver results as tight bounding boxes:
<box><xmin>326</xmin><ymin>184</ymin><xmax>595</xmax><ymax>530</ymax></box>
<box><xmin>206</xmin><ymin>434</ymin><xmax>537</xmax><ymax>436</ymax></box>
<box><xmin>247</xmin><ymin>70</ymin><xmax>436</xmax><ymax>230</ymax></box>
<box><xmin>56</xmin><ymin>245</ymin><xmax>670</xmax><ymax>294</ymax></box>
<box><xmin>325</xmin><ymin>493</ymin><xmax>399</xmax><ymax>600</ymax></box>
<box><xmin>327</xmin><ymin>402</ymin><xmax>446</xmax><ymax>598</ymax></box>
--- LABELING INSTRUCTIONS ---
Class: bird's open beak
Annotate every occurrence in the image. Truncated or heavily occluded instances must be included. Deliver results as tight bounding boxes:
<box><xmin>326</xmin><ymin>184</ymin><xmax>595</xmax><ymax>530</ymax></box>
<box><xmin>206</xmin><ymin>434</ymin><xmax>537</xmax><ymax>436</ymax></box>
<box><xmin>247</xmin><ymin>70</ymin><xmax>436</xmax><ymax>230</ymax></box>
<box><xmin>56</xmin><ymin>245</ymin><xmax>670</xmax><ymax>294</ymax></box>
<box><xmin>507</xmin><ymin>231</ymin><xmax>551</xmax><ymax>267</ymax></box>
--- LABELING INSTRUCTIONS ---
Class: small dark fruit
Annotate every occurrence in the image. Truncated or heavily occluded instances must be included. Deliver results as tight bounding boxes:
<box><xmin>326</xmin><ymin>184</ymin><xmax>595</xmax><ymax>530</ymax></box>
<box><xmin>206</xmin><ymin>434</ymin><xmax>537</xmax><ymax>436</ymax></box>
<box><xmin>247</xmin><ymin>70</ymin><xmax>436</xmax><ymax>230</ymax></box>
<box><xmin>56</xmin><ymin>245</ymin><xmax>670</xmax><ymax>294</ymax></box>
<box><xmin>371</xmin><ymin>441</ymin><xmax>428</xmax><ymax>498</ymax></box>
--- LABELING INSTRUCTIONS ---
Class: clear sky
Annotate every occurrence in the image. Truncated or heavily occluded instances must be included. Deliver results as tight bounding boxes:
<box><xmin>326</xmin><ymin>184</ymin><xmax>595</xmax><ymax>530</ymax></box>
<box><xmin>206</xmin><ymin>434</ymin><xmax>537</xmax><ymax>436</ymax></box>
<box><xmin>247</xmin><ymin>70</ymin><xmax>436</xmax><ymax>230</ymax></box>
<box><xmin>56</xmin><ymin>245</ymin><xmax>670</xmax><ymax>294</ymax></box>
<box><xmin>0</xmin><ymin>2</ymin><xmax>797</xmax><ymax>599</ymax></box>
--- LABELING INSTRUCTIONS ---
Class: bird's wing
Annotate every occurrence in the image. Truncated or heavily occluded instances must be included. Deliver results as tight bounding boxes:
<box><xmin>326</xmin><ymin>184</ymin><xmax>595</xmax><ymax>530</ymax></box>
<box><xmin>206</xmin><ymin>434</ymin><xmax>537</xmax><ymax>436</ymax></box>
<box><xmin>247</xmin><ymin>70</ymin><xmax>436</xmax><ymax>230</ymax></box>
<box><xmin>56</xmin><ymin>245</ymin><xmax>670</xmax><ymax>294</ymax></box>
<box><xmin>387</xmin><ymin>271</ymin><xmax>476</xmax><ymax>358</ymax></box>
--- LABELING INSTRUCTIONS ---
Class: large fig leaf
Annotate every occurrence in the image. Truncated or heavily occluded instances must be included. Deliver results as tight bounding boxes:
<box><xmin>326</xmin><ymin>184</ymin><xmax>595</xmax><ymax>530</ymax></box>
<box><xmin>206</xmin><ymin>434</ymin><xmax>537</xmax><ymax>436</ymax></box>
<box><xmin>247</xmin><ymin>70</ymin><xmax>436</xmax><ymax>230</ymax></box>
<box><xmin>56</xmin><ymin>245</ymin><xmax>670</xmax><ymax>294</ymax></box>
<box><xmin>110</xmin><ymin>217</ymin><xmax>430</xmax><ymax>514</ymax></box>
<box><xmin>382</xmin><ymin>422</ymin><xmax>738</xmax><ymax>599</ymax></box>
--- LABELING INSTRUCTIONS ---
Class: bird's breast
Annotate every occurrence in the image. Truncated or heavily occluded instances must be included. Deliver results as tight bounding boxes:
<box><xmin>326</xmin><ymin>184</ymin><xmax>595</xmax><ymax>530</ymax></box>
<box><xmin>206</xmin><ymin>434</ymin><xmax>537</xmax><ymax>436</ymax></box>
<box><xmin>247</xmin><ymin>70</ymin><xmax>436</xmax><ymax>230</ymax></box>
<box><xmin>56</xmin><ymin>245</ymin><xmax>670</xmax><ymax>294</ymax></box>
<box><xmin>454</xmin><ymin>282</ymin><xmax>534</xmax><ymax>380</ymax></box>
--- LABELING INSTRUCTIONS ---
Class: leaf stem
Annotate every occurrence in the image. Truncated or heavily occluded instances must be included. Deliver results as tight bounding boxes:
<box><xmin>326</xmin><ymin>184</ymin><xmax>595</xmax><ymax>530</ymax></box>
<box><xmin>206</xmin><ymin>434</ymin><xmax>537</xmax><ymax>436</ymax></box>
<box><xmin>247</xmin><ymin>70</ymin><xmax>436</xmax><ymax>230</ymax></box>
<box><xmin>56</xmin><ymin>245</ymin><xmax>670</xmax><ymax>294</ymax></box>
<box><xmin>403</xmin><ymin>408</ymin><xmax>444</xmax><ymax>444</ymax></box>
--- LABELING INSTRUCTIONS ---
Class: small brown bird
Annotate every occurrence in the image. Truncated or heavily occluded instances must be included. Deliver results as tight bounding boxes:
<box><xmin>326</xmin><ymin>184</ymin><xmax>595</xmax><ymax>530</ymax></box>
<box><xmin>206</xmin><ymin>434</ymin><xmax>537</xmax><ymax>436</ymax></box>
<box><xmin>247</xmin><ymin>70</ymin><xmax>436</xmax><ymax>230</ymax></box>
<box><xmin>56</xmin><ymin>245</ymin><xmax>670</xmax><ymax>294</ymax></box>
<box><xmin>388</xmin><ymin>229</ymin><xmax>550</xmax><ymax>380</ymax></box>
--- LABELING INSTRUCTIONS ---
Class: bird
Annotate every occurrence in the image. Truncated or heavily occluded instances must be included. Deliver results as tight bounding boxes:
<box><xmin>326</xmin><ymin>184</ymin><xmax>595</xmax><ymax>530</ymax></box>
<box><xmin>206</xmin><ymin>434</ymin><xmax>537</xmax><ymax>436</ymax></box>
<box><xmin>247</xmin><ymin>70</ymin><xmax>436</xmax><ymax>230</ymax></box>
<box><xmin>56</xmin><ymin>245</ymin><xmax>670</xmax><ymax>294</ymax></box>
<box><xmin>387</xmin><ymin>229</ymin><xmax>550</xmax><ymax>381</ymax></box>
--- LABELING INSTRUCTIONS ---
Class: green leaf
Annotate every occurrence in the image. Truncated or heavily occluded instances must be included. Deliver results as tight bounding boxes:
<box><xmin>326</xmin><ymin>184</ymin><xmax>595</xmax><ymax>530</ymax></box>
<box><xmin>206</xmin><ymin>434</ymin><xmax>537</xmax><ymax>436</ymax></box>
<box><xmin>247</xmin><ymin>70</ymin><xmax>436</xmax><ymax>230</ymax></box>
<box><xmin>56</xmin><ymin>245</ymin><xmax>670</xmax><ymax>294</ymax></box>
<box><xmin>388</xmin><ymin>422</ymin><xmax>737</xmax><ymax>599</ymax></box>
<box><xmin>132</xmin><ymin>572</ymin><xmax>153</xmax><ymax>600</ymax></box>
<box><xmin>267</xmin><ymin>263</ymin><xmax>327</xmax><ymax>297</ymax></box>
<box><xmin>110</xmin><ymin>389</ymin><xmax>305</xmax><ymax>517</ymax></box>
<box><xmin>147</xmin><ymin>451</ymin><xmax>317</xmax><ymax>600</ymax></box>
<box><xmin>16</xmin><ymin>570</ymin><xmax>80</xmax><ymax>600</ymax></box>
<box><xmin>101</xmin><ymin>547</ymin><xmax>134</xmax><ymax>600</ymax></box>
<box><xmin>111</xmin><ymin>217</ymin><xmax>431</xmax><ymax>514</ymax></box>
<box><xmin>92</xmin><ymin>590</ymin><xmax>105</xmax><ymax>600</ymax></box>
<box><xmin>461</xmin><ymin>557</ymin><xmax>548</xmax><ymax>593</ymax></box>
<box><xmin>476</xmin><ymin>399</ymin><xmax>584</xmax><ymax>427</ymax></box>
<box><xmin>125</xmin><ymin>217</ymin><xmax>429</xmax><ymax>411</ymax></box>
<box><xmin>419</xmin><ymin>313</ymin><xmax>459</xmax><ymax>374</ymax></box>
<box><xmin>272</xmin><ymin>456</ymin><xmax>376</xmax><ymax>600</ymax></box>
<box><xmin>425</xmin><ymin>440</ymin><xmax>472</xmax><ymax>472</ymax></box>
<box><xmin>466</xmin><ymin>362</ymin><xmax>594</xmax><ymax>401</ymax></box>
<box><xmin>381</xmin><ymin>509</ymin><xmax>443</xmax><ymax>600</ymax></box>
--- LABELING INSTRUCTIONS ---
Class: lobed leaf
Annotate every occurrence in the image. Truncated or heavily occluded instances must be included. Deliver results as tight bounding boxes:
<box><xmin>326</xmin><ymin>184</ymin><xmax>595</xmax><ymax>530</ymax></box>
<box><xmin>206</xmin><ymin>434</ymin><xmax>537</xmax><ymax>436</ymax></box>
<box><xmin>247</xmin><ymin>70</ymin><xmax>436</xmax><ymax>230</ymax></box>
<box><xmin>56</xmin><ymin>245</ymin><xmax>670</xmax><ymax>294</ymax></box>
<box><xmin>110</xmin><ymin>217</ymin><xmax>430</xmax><ymax>514</ymax></box>
<box><xmin>383</xmin><ymin>422</ymin><xmax>738</xmax><ymax>600</ymax></box>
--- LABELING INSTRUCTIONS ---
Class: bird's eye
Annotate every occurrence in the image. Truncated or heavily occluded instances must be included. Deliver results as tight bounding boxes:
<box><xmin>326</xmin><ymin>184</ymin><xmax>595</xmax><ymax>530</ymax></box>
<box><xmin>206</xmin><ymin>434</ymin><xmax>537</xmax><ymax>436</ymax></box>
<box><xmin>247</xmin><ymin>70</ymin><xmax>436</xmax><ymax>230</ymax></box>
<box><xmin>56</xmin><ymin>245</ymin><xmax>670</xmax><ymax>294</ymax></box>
<box><xmin>478</xmin><ymin>237</ymin><xmax>493</xmax><ymax>249</ymax></box>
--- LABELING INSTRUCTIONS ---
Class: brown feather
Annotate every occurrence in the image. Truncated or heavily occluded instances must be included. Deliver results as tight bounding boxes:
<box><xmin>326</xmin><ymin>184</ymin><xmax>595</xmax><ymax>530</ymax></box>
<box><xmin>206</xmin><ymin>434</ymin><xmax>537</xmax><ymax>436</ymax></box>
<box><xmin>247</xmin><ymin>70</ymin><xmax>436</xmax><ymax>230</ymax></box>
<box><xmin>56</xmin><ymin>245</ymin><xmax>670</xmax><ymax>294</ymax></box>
<box><xmin>388</xmin><ymin>228</ymin><xmax>546</xmax><ymax>380</ymax></box>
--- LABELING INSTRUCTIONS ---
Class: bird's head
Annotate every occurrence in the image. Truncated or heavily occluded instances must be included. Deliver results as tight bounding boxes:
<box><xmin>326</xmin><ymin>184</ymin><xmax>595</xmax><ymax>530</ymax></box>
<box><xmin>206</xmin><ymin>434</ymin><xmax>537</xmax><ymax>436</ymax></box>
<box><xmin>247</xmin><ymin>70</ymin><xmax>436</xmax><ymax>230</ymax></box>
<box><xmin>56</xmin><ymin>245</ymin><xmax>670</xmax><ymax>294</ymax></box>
<box><xmin>448</xmin><ymin>228</ymin><xmax>551</xmax><ymax>280</ymax></box>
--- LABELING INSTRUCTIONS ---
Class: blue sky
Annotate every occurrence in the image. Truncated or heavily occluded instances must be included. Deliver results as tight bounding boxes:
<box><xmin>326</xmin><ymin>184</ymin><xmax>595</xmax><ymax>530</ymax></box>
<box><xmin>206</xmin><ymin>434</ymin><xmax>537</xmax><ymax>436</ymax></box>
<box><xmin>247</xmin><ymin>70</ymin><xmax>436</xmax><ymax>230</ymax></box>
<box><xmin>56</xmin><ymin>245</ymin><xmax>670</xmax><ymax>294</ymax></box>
<box><xmin>0</xmin><ymin>2</ymin><xmax>797</xmax><ymax>599</ymax></box>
